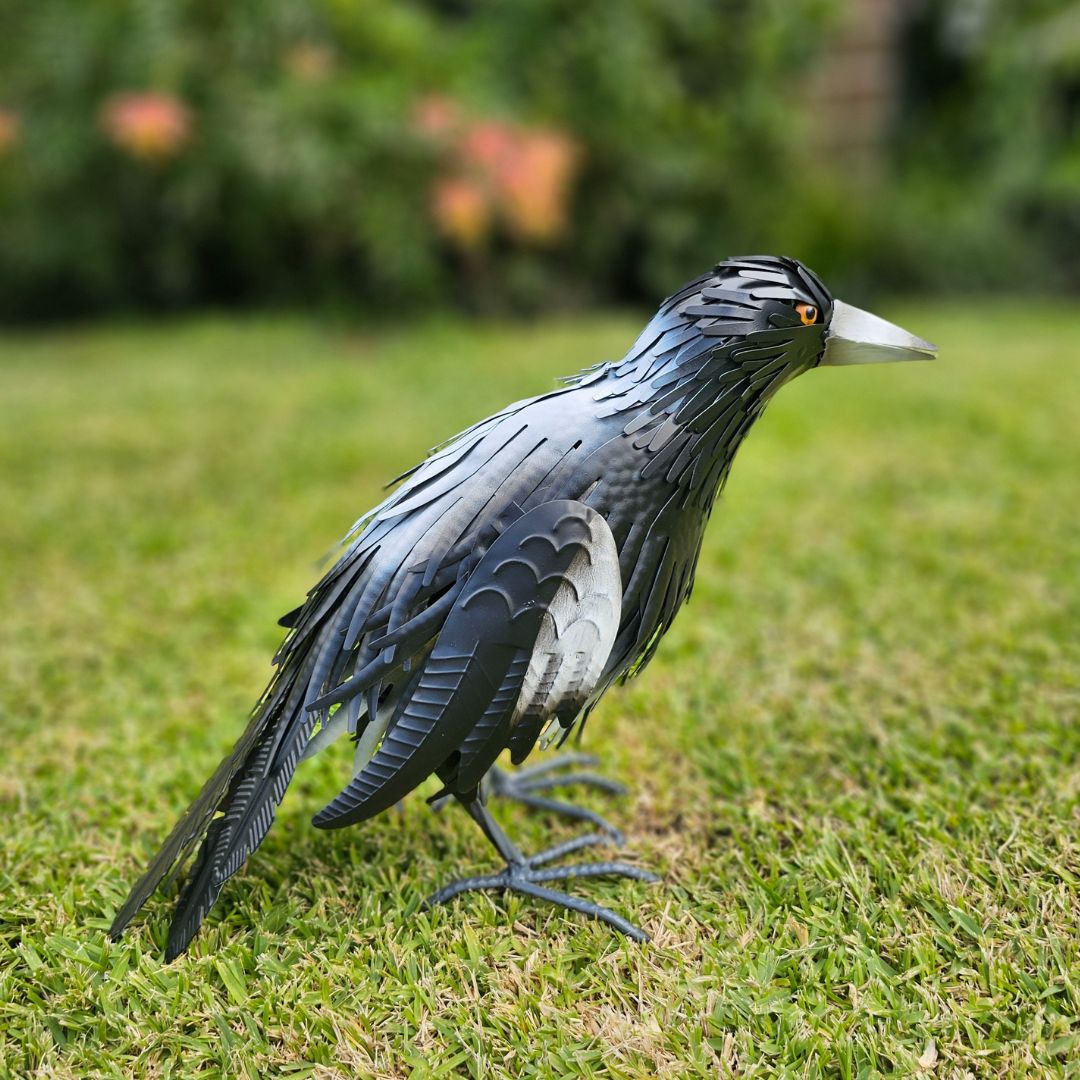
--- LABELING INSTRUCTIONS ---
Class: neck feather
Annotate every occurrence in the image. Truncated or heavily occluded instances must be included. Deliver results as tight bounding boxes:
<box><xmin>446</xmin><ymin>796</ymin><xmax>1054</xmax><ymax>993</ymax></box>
<box><xmin>571</xmin><ymin>311</ymin><xmax>811</xmax><ymax>506</ymax></box>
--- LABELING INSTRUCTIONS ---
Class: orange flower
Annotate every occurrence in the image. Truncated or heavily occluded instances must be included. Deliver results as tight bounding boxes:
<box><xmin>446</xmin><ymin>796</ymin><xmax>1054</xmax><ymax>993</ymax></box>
<box><xmin>101</xmin><ymin>92</ymin><xmax>191</xmax><ymax>162</ymax></box>
<box><xmin>494</xmin><ymin>130</ymin><xmax>578</xmax><ymax>243</ymax></box>
<box><xmin>428</xmin><ymin>111</ymin><xmax>580</xmax><ymax>250</ymax></box>
<box><xmin>413</xmin><ymin>95</ymin><xmax>462</xmax><ymax>139</ymax></box>
<box><xmin>0</xmin><ymin>109</ymin><xmax>18</xmax><ymax>156</ymax></box>
<box><xmin>432</xmin><ymin>176</ymin><xmax>491</xmax><ymax>250</ymax></box>
<box><xmin>460</xmin><ymin>120</ymin><xmax>518</xmax><ymax>174</ymax></box>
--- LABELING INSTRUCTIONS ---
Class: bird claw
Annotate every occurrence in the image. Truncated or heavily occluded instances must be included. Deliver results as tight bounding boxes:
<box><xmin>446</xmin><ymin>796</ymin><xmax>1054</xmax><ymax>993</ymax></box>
<box><xmin>495</xmin><ymin>752</ymin><xmax>628</xmax><ymax>795</ymax></box>
<box><xmin>423</xmin><ymin>832</ymin><xmax>659</xmax><ymax>942</ymax></box>
<box><xmin>483</xmin><ymin>755</ymin><xmax>629</xmax><ymax>841</ymax></box>
<box><xmin>499</xmin><ymin>770</ymin><xmax>628</xmax><ymax>797</ymax></box>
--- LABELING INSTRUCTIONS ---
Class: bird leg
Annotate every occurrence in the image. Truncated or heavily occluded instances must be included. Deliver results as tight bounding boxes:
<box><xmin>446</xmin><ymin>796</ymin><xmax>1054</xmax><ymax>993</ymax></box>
<box><xmin>424</xmin><ymin>799</ymin><xmax>658</xmax><ymax>942</ymax></box>
<box><xmin>493</xmin><ymin>752</ymin><xmax>628</xmax><ymax>795</ymax></box>
<box><xmin>484</xmin><ymin>753</ymin><xmax>629</xmax><ymax>843</ymax></box>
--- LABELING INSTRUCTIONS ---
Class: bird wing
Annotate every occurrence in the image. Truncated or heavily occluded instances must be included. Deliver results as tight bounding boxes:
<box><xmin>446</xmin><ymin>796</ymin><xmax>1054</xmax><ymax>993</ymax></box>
<box><xmin>311</xmin><ymin>499</ymin><xmax>622</xmax><ymax>829</ymax></box>
<box><xmin>108</xmin><ymin>397</ymin><xmax>603</xmax><ymax>956</ymax></box>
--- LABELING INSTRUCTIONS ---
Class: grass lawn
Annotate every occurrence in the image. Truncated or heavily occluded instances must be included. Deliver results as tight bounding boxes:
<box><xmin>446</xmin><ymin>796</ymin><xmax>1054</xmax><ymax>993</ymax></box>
<box><xmin>1</xmin><ymin>303</ymin><xmax>1078</xmax><ymax>1078</ymax></box>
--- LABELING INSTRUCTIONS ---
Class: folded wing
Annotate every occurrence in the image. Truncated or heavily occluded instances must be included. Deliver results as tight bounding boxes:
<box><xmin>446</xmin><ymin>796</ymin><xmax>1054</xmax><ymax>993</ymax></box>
<box><xmin>312</xmin><ymin>499</ymin><xmax>622</xmax><ymax>828</ymax></box>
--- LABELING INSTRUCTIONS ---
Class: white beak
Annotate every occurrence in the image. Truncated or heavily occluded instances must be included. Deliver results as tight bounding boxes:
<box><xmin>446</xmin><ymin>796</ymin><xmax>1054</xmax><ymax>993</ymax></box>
<box><xmin>821</xmin><ymin>300</ymin><xmax>937</xmax><ymax>366</ymax></box>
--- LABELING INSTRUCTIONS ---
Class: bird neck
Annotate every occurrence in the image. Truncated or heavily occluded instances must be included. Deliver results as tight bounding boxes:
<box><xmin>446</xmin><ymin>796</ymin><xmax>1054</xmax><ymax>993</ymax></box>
<box><xmin>581</xmin><ymin>316</ymin><xmax>806</xmax><ymax>507</ymax></box>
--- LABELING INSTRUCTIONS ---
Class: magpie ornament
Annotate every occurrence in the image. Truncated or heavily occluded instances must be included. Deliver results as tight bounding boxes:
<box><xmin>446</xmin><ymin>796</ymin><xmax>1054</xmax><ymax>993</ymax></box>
<box><xmin>110</xmin><ymin>256</ymin><xmax>936</xmax><ymax>957</ymax></box>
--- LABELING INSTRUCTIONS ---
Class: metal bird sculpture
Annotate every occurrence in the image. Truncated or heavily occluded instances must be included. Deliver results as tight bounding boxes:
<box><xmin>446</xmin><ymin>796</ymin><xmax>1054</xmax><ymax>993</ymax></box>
<box><xmin>110</xmin><ymin>256</ymin><xmax>935</xmax><ymax>958</ymax></box>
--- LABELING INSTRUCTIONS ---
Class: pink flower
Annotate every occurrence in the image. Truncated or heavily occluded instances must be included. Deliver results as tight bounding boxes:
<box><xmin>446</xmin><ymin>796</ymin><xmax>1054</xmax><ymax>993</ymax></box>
<box><xmin>432</xmin><ymin>177</ymin><xmax>491</xmax><ymax>250</ymax></box>
<box><xmin>460</xmin><ymin>120</ymin><xmax>518</xmax><ymax>174</ymax></box>
<box><xmin>493</xmin><ymin>130</ymin><xmax>578</xmax><ymax>243</ymax></box>
<box><xmin>413</xmin><ymin>95</ymin><xmax>462</xmax><ymax>139</ymax></box>
<box><xmin>101</xmin><ymin>92</ymin><xmax>191</xmax><ymax>162</ymax></box>
<box><xmin>426</xmin><ymin>110</ymin><xmax>581</xmax><ymax>251</ymax></box>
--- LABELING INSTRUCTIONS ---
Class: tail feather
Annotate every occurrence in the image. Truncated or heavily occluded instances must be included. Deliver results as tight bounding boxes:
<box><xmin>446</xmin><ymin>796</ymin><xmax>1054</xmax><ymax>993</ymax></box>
<box><xmin>107</xmin><ymin>706</ymin><xmax>273</xmax><ymax>942</ymax></box>
<box><xmin>163</xmin><ymin>717</ymin><xmax>309</xmax><ymax>960</ymax></box>
<box><xmin>109</xmin><ymin>651</ymin><xmax>317</xmax><ymax>957</ymax></box>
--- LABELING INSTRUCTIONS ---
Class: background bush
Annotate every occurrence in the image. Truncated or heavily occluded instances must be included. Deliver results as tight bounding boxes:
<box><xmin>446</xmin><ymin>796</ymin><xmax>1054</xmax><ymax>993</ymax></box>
<box><xmin>0</xmin><ymin>0</ymin><xmax>1077</xmax><ymax>320</ymax></box>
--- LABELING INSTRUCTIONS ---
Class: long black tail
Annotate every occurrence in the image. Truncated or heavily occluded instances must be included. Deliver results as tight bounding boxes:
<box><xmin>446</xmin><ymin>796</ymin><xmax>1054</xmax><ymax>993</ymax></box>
<box><xmin>109</xmin><ymin>649</ymin><xmax>319</xmax><ymax>960</ymax></box>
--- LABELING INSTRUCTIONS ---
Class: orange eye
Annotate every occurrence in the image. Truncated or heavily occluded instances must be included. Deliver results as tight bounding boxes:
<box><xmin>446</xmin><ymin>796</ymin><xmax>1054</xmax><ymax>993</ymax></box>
<box><xmin>796</xmin><ymin>302</ymin><xmax>818</xmax><ymax>326</ymax></box>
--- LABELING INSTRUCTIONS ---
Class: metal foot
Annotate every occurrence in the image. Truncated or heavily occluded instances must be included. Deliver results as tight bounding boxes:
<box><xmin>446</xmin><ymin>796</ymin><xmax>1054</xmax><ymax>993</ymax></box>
<box><xmin>485</xmin><ymin>755</ymin><xmax>629</xmax><ymax>842</ymax></box>
<box><xmin>424</xmin><ymin>832</ymin><xmax>659</xmax><ymax>942</ymax></box>
<box><xmin>493</xmin><ymin>753</ymin><xmax>628</xmax><ymax>796</ymax></box>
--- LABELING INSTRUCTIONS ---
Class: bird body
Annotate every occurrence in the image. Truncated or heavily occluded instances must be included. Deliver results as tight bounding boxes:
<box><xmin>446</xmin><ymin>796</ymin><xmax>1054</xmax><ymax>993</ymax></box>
<box><xmin>110</xmin><ymin>256</ymin><xmax>935</xmax><ymax>958</ymax></box>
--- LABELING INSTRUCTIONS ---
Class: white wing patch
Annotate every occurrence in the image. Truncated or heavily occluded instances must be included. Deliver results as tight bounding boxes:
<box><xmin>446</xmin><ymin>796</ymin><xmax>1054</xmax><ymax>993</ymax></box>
<box><xmin>512</xmin><ymin>509</ymin><xmax>622</xmax><ymax>727</ymax></box>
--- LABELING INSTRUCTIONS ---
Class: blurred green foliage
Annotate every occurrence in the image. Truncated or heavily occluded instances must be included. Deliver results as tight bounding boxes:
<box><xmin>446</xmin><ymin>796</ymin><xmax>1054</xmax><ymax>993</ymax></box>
<box><xmin>0</xmin><ymin>0</ymin><xmax>1077</xmax><ymax>319</ymax></box>
<box><xmin>884</xmin><ymin>0</ymin><xmax>1080</xmax><ymax>293</ymax></box>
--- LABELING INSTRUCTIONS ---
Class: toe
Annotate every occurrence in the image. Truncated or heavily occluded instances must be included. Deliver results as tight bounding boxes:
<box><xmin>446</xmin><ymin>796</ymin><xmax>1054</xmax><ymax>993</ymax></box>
<box><xmin>529</xmin><ymin>861</ymin><xmax>660</xmax><ymax>885</ymax></box>
<box><xmin>524</xmin><ymin>832</ymin><xmax>613</xmax><ymax>867</ymax></box>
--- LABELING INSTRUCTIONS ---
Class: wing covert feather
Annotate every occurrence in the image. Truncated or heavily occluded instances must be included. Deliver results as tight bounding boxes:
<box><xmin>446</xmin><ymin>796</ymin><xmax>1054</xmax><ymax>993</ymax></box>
<box><xmin>312</xmin><ymin>500</ymin><xmax>621</xmax><ymax>826</ymax></box>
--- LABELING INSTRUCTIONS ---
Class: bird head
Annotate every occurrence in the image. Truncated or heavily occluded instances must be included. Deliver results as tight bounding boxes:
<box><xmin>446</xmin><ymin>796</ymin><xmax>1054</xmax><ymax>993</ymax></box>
<box><xmin>589</xmin><ymin>255</ymin><xmax>937</xmax><ymax>492</ymax></box>
<box><xmin>682</xmin><ymin>255</ymin><xmax>936</xmax><ymax>372</ymax></box>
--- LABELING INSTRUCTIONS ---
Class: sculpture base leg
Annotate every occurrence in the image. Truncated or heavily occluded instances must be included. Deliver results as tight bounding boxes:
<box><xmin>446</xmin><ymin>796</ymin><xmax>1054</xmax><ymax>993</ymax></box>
<box><xmin>485</xmin><ymin>753</ymin><xmax>629</xmax><ymax>843</ymax></box>
<box><xmin>424</xmin><ymin>801</ymin><xmax>658</xmax><ymax>942</ymax></box>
